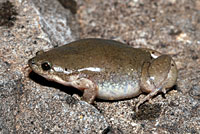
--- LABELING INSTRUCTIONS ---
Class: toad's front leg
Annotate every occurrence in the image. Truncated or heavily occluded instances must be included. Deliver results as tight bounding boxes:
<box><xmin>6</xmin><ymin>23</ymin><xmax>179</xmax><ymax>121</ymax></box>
<box><xmin>72</xmin><ymin>78</ymin><xmax>98</xmax><ymax>104</ymax></box>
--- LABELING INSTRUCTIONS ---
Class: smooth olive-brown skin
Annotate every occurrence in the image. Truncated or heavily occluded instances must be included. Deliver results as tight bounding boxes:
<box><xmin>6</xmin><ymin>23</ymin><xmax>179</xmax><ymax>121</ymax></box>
<box><xmin>28</xmin><ymin>38</ymin><xmax>178</xmax><ymax>111</ymax></box>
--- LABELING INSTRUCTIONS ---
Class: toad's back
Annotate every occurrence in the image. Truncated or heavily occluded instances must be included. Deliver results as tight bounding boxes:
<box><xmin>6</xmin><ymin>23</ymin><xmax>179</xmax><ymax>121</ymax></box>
<box><xmin>41</xmin><ymin>39</ymin><xmax>152</xmax><ymax>72</ymax></box>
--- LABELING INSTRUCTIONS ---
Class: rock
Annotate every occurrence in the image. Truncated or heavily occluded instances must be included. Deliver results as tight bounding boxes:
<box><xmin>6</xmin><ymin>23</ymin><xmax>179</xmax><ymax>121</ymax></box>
<box><xmin>0</xmin><ymin>0</ymin><xmax>108</xmax><ymax>133</ymax></box>
<box><xmin>1</xmin><ymin>0</ymin><xmax>200</xmax><ymax>133</ymax></box>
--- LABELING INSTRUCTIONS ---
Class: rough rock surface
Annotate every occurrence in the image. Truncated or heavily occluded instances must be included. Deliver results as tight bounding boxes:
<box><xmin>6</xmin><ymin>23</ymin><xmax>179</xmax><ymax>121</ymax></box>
<box><xmin>0</xmin><ymin>0</ymin><xmax>199</xmax><ymax>133</ymax></box>
<box><xmin>0</xmin><ymin>0</ymin><xmax>108</xmax><ymax>133</ymax></box>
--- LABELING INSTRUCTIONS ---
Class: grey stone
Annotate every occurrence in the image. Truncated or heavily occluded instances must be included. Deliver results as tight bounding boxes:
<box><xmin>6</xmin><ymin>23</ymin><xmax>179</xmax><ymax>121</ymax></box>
<box><xmin>1</xmin><ymin>0</ymin><xmax>200</xmax><ymax>133</ymax></box>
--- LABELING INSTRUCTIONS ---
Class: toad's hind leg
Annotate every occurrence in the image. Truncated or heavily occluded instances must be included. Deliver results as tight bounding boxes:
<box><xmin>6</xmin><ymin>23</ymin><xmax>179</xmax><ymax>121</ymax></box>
<box><xmin>136</xmin><ymin>55</ymin><xmax>173</xmax><ymax>112</ymax></box>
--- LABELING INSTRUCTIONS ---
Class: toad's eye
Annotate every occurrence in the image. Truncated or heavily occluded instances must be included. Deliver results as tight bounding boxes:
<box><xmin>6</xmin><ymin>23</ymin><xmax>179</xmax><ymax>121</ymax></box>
<box><xmin>36</xmin><ymin>50</ymin><xmax>44</xmax><ymax>55</ymax></box>
<box><xmin>41</xmin><ymin>62</ymin><xmax>51</xmax><ymax>71</ymax></box>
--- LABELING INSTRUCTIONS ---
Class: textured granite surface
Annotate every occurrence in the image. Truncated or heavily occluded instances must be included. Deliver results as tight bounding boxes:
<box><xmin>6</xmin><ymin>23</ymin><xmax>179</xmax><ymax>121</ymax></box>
<box><xmin>0</xmin><ymin>0</ymin><xmax>108</xmax><ymax>133</ymax></box>
<box><xmin>0</xmin><ymin>0</ymin><xmax>199</xmax><ymax>133</ymax></box>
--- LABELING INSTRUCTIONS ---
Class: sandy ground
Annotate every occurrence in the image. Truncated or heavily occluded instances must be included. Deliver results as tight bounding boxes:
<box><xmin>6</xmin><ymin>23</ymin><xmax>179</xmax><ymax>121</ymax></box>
<box><xmin>0</xmin><ymin>0</ymin><xmax>199</xmax><ymax>133</ymax></box>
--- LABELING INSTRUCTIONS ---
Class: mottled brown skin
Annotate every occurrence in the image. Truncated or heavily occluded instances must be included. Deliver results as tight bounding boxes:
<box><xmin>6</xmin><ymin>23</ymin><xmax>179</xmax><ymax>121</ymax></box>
<box><xmin>28</xmin><ymin>38</ymin><xmax>178</xmax><ymax>112</ymax></box>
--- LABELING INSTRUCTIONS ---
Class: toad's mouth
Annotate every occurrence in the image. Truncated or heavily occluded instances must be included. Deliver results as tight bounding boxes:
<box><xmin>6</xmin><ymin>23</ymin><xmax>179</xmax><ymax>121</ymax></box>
<box><xmin>42</xmin><ymin>74</ymin><xmax>73</xmax><ymax>86</ymax></box>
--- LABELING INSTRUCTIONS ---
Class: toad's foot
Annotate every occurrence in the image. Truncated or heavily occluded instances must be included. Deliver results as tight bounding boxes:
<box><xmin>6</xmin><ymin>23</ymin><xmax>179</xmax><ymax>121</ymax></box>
<box><xmin>135</xmin><ymin>87</ymin><xmax>162</xmax><ymax>112</ymax></box>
